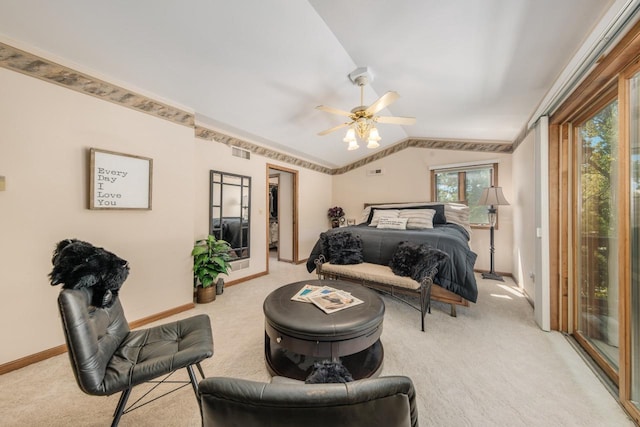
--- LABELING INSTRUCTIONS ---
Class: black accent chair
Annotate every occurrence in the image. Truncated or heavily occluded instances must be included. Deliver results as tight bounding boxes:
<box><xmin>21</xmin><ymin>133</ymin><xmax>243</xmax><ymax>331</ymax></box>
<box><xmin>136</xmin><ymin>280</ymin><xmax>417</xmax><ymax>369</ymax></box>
<box><xmin>199</xmin><ymin>375</ymin><xmax>419</xmax><ymax>427</ymax></box>
<box><xmin>57</xmin><ymin>288</ymin><xmax>214</xmax><ymax>427</ymax></box>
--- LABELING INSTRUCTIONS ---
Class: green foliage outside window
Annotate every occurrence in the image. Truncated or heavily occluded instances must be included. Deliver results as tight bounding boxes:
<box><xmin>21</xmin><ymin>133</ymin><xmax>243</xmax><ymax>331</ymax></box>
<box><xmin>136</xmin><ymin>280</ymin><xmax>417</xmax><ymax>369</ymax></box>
<box><xmin>433</xmin><ymin>165</ymin><xmax>495</xmax><ymax>226</ymax></box>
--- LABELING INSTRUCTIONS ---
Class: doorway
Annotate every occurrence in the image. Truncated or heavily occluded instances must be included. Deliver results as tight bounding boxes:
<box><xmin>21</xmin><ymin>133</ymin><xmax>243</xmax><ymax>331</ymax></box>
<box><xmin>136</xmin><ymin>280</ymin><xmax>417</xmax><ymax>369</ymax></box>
<box><xmin>266</xmin><ymin>164</ymin><xmax>298</xmax><ymax>271</ymax></box>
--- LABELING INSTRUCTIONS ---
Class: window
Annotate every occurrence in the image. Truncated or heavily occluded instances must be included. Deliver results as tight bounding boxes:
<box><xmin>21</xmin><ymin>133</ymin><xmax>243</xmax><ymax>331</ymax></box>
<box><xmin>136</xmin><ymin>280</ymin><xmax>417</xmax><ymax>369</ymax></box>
<box><xmin>430</xmin><ymin>163</ymin><xmax>498</xmax><ymax>227</ymax></box>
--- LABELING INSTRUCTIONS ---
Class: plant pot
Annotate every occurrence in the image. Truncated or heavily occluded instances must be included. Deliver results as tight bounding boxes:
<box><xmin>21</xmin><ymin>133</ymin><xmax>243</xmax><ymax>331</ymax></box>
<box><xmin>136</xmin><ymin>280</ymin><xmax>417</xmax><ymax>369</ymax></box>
<box><xmin>216</xmin><ymin>277</ymin><xmax>224</xmax><ymax>295</ymax></box>
<box><xmin>331</xmin><ymin>219</ymin><xmax>340</xmax><ymax>228</ymax></box>
<box><xmin>196</xmin><ymin>285</ymin><xmax>216</xmax><ymax>303</ymax></box>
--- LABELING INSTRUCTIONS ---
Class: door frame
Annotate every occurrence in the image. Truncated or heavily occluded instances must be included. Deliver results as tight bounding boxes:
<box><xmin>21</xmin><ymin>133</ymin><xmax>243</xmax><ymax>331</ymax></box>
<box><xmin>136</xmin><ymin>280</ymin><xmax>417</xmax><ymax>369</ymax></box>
<box><xmin>265</xmin><ymin>164</ymin><xmax>299</xmax><ymax>271</ymax></box>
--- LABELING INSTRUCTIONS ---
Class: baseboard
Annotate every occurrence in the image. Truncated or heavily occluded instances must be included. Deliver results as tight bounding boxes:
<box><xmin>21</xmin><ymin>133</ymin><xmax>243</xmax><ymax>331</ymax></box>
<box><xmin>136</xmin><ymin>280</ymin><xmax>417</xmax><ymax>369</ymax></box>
<box><xmin>225</xmin><ymin>270</ymin><xmax>268</xmax><ymax>287</ymax></box>
<box><xmin>128</xmin><ymin>302</ymin><xmax>195</xmax><ymax>329</ymax></box>
<box><xmin>0</xmin><ymin>302</ymin><xmax>196</xmax><ymax>375</ymax></box>
<box><xmin>0</xmin><ymin>344</ymin><xmax>68</xmax><ymax>375</ymax></box>
<box><xmin>474</xmin><ymin>268</ymin><xmax>513</xmax><ymax>279</ymax></box>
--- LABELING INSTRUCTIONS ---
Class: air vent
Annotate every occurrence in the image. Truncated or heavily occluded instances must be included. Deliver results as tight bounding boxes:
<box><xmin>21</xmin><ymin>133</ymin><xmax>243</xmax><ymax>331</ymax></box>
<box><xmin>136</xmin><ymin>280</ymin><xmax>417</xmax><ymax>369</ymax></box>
<box><xmin>366</xmin><ymin>168</ymin><xmax>384</xmax><ymax>176</ymax></box>
<box><xmin>230</xmin><ymin>259</ymin><xmax>250</xmax><ymax>270</ymax></box>
<box><xmin>232</xmin><ymin>147</ymin><xmax>250</xmax><ymax>160</ymax></box>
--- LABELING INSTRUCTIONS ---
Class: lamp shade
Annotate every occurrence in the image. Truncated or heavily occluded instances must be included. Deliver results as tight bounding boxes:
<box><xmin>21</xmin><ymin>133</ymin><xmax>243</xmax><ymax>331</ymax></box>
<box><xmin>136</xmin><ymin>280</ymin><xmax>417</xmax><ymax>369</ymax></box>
<box><xmin>478</xmin><ymin>186</ymin><xmax>509</xmax><ymax>206</ymax></box>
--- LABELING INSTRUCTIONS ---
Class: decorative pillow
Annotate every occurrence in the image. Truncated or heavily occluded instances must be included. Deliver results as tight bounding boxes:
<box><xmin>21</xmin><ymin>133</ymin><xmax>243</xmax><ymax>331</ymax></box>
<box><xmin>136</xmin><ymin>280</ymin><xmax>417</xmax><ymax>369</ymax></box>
<box><xmin>367</xmin><ymin>204</ymin><xmax>446</xmax><ymax>225</ymax></box>
<box><xmin>388</xmin><ymin>241</ymin><xmax>423</xmax><ymax>277</ymax></box>
<box><xmin>411</xmin><ymin>245</ymin><xmax>450</xmax><ymax>282</ymax></box>
<box><xmin>444</xmin><ymin>202</ymin><xmax>472</xmax><ymax>237</ymax></box>
<box><xmin>321</xmin><ymin>231</ymin><xmax>364</xmax><ymax>265</ymax></box>
<box><xmin>377</xmin><ymin>217</ymin><xmax>408</xmax><ymax>230</ymax></box>
<box><xmin>368</xmin><ymin>209</ymin><xmax>400</xmax><ymax>227</ymax></box>
<box><xmin>398</xmin><ymin>209</ymin><xmax>435</xmax><ymax>229</ymax></box>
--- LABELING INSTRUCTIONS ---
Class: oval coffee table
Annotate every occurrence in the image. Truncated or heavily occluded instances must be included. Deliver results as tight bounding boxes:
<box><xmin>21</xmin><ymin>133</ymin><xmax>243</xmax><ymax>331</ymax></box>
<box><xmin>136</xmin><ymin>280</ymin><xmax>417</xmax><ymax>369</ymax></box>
<box><xmin>263</xmin><ymin>279</ymin><xmax>384</xmax><ymax>380</ymax></box>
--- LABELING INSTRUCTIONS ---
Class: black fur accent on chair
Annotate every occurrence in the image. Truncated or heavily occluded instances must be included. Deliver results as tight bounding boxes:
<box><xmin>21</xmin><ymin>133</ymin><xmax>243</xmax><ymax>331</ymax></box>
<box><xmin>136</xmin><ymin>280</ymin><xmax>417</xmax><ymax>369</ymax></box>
<box><xmin>51</xmin><ymin>239</ymin><xmax>214</xmax><ymax>427</ymax></box>
<box><xmin>49</xmin><ymin>239</ymin><xmax>130</xmax><ymax>308</ymax></box>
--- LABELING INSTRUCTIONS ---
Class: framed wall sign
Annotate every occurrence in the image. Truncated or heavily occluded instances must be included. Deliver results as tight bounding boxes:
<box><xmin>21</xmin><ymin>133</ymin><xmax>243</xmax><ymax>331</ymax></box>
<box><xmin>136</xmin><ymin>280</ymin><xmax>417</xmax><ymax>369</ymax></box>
<box><xmin>89</xmin><ymin>148</ymin><xmax>153</xmax><ymax>210</ymax></box>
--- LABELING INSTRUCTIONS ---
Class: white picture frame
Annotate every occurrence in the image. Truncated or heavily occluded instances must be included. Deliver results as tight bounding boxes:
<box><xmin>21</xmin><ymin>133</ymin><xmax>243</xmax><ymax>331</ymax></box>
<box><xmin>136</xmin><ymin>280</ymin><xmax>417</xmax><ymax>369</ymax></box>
<box><xmin>89</xmin><ymin>148</ymin><xmax>153</xmax><ymax>210</ymax></box>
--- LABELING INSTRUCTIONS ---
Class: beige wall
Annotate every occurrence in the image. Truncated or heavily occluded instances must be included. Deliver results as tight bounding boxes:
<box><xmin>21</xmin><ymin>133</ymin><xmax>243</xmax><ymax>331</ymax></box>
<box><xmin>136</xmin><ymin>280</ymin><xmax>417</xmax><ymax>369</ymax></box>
<box><xmin>511</xmin><ymin>131</ymin><xmax>537</xmax><ymax>299</ymax></box>
<box><xmin>332</xmin><ymin>146</ymin><xmax>514</xmax><ymax>274</ymax></box>
<box><xmin>0</xmin><ymin>68</ymin><xmax>195</xmax><ymax>363</ymax></box>
<box><xmin>0</xmin><ymin>66</ymin><xmax>333</xmax><ymax>365</ymax></box>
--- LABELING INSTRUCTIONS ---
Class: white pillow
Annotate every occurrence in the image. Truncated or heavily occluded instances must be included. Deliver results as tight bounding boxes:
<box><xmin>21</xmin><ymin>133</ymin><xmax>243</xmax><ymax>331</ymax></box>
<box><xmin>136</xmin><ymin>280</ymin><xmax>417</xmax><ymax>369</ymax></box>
<box><xmin>444</xmin><ymin>202</ymin><xmax>472</xmax><ymax>235</ymax></box>
<box><xmin>376</xmin><ymin>217</ymin><xmax>408</xmax><ymax>230</ymax></box>
<box><xmin>368</xmin><ymin>209</ymin><xmax>400</xmax><ymax>227</ymax></box>
<box><xmin>398</xmin><ymin>209</ymin><xmax>435</xmax><ymax>229</ymax></box>
<box><xmin>359</xmin><ymin>202</ymin><xmax>433</xmax><ymax>224</ymax></box>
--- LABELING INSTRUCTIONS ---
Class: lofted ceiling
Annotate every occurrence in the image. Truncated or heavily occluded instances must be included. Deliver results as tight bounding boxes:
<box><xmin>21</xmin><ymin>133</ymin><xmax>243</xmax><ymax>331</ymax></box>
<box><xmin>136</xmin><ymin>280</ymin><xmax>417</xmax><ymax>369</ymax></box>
<box><xmin>0</xmin><ymin>0</ymin><xmax>618</xmax><ymax>168</ymax></box>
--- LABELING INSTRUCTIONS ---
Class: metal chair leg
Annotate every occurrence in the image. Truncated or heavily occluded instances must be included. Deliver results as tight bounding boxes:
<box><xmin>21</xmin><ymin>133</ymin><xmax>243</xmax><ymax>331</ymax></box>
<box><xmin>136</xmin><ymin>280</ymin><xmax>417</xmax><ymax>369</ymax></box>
<box><xmin>111</xmin><ymin>388</ymin><xmax>131</xmax><ymax>427</ymax></box>
<box><xmin>187</xmin><ymin>365</ymin><xmax>201</xmax><ymax>401</ymax></box>
<box><xmin>196</xmin><ymin>362</ymin><xmax>206</xmax><ymax>379</ymax></box>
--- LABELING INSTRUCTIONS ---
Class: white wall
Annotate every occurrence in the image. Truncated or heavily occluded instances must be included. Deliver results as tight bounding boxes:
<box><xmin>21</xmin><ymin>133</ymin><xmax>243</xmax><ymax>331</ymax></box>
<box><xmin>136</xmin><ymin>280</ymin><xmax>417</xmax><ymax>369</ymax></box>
<box><xmin>332</xmin><ymin>147</ymin><xmax>514</xmax><ymax>274</ymax></box>
<box><xmin>511</xmin><ymin>131</ymin><xmax>537</xmax><ymax>299</ymax></box>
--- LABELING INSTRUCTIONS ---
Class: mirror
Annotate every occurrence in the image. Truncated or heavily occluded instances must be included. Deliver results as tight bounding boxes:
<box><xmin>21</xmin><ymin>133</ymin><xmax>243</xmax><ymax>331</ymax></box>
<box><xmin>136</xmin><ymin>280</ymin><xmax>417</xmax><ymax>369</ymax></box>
<box><xmin>210</xmin><ymin>170</ymin><xmax>251</xmax><ymax>259</ymax></box>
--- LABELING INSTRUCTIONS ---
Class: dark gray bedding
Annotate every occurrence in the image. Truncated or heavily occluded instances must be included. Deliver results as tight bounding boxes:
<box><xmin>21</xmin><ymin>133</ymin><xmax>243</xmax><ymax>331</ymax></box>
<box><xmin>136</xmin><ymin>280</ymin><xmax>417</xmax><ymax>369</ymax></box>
<box><xmin>306</xmin><ymin>224</ymin><xmax>478</xmax><ymax>303</ymax></box>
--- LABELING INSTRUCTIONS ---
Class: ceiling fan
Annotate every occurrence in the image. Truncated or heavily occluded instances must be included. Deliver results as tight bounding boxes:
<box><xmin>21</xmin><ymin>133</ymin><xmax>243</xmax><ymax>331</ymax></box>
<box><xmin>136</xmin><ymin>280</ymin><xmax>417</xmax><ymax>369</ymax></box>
<box><xmin>316</xmin><ymin>67</ymin><xmax>416</xmax><ymax>150</ymax></box>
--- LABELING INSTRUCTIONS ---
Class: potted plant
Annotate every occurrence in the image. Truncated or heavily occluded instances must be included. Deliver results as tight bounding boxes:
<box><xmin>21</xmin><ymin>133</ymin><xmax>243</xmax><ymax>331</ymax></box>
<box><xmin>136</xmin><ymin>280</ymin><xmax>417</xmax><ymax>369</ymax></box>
<box><xmin>192</xmin><ymin>235</ymin><xmax>233</xmax><ymax>303</ymax></box>
<box><xmin>327</xmin><ymin>206</ymin><xmax>345</xmax><ymax>228</ymax></box>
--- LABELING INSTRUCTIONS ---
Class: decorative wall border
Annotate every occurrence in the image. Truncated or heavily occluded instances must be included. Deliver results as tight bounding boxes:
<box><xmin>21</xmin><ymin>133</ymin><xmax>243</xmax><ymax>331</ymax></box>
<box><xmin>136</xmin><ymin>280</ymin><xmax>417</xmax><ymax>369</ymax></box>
<box><xmin>194</xmin><ymin>126</ymin><xmax>333</xmax><ymax>174</ymax></box>
<box><xmin>331</xmin><ymin>138</ymin><xmax>514</xmax><ymax>175</ymax></box>
<box><xmin>0</xmin><ymin>41</ymin><xmax>517</xmax><ymax>176</ymax></box>
<box><xmin>0</xmin><ymin>42</ymin><xmax>194</xmax><ymax>127</ymax></box>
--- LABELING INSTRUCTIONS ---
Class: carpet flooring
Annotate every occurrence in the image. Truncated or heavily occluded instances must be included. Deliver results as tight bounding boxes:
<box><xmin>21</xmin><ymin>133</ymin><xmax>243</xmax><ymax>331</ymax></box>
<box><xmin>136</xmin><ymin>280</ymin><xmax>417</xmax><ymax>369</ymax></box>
<box><xmin>0</xmin><ymin>260</ymin><xmax>633</xmax><ymax>426</ymax></box>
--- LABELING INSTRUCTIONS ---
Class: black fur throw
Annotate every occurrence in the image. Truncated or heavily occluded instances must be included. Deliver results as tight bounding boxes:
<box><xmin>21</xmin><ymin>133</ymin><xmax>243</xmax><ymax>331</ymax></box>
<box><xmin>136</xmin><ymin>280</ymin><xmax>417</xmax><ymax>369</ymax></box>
<box><xmin>49</xmin><ymin>239</ymin><xmax>130</xmax><ymax>308</ymax></box>
<box><xmin>321</xmin><ymin>231</ymin><xmax>364</xmax><ymax>265</ymax></box>
<box><xmin>389</xmin><ymin>241</ymin><xmax>449</xmax><ymax>281</ymax></box>
<box><xmin>389</xmin><ymin>241</ymin><xmax>423</xmax><ymax>276</ymax></box>
<box><xmin>411</xmin><ymin>244</ymin><xmax>449</xmax><ymax>282</ymax></box>
<box><xmin>305</xmin><ymin>360</ymin><xmax>354</xmax><ymax>384</ymax></box>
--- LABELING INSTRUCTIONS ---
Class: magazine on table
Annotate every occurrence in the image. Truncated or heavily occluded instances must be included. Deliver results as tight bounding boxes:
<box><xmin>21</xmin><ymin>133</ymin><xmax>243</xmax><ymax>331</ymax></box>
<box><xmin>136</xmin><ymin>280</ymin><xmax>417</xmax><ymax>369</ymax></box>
<box><xmin>290</xmin><ymin>284</ymin><xmax>324</xmax><ymax>302</ymax></box>
<box><xmin>308</xmin><ymin>290</ymin><xmax>364</xmax><ymax>314</ymax></box>
<box><xmin>291</xmin><ymin>284</ymin><xmax>343</xmax><ymax>302</ymax></box>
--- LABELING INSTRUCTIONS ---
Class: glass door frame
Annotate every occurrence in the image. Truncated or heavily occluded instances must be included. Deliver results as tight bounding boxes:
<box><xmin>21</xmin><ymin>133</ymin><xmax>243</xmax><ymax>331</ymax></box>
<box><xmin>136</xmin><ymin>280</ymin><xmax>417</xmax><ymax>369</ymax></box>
<box><xmin>569</xmin><ymin>87</ymin><xmax>620</xmax><ymax>385</ymax></box>
<box><xmin>549</xmin><ymin>20</ymin><xmax>640</xmax><ymax>421</ymax></box>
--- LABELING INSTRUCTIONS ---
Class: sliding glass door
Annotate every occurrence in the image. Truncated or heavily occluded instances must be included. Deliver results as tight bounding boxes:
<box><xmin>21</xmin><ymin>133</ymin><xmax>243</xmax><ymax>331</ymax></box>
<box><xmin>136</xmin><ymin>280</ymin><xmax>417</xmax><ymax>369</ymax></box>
<box><xmin>575</xmin><ymin>99</ymin><xmax>619</xmax><ymax>374</ymax></box>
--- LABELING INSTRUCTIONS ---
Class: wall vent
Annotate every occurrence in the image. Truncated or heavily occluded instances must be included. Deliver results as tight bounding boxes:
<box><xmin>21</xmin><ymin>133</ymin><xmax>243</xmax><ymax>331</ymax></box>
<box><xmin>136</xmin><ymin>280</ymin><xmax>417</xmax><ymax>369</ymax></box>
<box><xmin>230</xmin><ymin>259</ymin><xmax>250</xmax><ymax>270</ymax></box>
<box><xmin>366</xmin><ymin>168</ymin><xmax>384</xmax><ymax>176</ymax></box>
<box><xmin>232</xmin><ymin>147</ymin><xmax>250</xmax><ymax>160</ymax></box>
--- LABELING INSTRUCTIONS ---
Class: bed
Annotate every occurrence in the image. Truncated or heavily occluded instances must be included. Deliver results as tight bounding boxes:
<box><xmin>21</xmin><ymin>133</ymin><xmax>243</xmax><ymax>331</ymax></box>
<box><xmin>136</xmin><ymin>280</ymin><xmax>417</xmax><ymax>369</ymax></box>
<box><xmin>306</xmin><ymin>202</ymin><xmax>478</xmax><ymax>310</ymax></box>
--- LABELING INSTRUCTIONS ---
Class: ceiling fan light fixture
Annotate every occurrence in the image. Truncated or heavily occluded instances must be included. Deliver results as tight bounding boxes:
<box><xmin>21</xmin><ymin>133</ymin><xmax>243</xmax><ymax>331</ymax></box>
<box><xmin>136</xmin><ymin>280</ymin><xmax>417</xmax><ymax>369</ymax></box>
<box><xmin>343</xmin><ymin>127</ymin><xmax>356</xmax><ymax>143</ymax></box>
<box><xmin>366</xmin><ymin>126</ymin><xmax>381</xmax><ymax>149</ymax></box>
<box><xmin>347</xmin><ymin>139</ymin><xmax>360</xmax><ymax>151</ymax></box>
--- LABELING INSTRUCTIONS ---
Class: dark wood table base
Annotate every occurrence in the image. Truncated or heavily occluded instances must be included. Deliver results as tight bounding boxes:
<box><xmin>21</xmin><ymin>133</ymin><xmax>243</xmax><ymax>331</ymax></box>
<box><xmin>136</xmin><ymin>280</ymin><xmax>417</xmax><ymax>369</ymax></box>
<box><xmin>263</xmin><ymin>280</ymin><xmax>385</xmax><ymax>381</ymax></box>
<box><xmin>265</xmin><ymin>333</ymin><xmax>384</xmax><ymax>380</ymax></box>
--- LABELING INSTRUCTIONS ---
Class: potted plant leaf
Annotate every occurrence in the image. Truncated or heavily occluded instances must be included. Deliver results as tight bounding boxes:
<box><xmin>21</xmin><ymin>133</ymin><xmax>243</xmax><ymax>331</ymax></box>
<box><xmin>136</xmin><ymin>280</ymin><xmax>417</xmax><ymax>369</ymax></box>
<box><xmin>192</xmin><ymin>235</ymin><xmax>233</xmax><ymax>303</ymax></box>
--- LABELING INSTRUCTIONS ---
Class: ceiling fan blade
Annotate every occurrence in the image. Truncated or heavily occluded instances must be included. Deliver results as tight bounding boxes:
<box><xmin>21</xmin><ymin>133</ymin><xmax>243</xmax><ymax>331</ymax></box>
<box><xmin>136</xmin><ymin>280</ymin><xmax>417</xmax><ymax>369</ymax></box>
<box><xmin>365</xmin><ymin>91</ymin><xmax>400</xmax><ymax>115</ymax></box>
<box><xmin>316</xmin><ymin>105</ymin><xmax>353</xmax><ymax>117</ymax></box>
<box><xmin>318</xmin><ymin>122</ymin><xmax>350</xmax><ymax>136</ymax></box>
<box><xmin>376</xmin><ymin>115</ymin><xmax>416</xmax><ymax>125</ymax></box>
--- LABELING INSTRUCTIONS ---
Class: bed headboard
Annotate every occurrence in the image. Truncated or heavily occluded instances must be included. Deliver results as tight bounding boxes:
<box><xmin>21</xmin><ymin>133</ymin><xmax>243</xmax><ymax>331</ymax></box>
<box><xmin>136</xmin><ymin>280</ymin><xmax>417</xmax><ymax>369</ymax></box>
<box><xmin>364</xmin><ymin>201</ymin><xmax>431</xmax><ymax>208</ymax></box>
<box><xmin>362</xmin><ymin>201</ymin><xmax>472</xmax><ymax>235</ymax></box>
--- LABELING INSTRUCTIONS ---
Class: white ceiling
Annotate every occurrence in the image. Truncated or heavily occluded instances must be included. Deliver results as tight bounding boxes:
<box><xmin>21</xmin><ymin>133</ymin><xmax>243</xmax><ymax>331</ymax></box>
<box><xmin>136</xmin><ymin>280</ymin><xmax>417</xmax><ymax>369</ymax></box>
<box><xmin>0</xmin><ymin>0</ymin><xmax>616</xmax><ymax>167</ymax></box>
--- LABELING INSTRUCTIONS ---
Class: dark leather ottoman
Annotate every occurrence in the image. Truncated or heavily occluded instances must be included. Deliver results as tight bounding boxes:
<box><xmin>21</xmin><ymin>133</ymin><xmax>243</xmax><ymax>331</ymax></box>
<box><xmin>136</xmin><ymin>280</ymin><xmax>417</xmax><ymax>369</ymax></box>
<box><xmin>263</xmin><ymin>279</ymin><xmax>384</xmax><ymax>380</ymax></box>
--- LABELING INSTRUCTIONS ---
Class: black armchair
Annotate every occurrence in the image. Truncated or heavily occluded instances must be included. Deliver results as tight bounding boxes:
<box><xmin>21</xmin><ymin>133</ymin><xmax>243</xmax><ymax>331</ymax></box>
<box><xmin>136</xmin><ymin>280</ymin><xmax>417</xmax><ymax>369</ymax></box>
<box><xmin>199</xmin><ymin>375</ymin><xmax>418</xmax><ymax>427</ymax></box>
<box><xmin>57</xmin><ymin>288</ymin><xmax>214</xmax><ymax>427</ymax></box>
